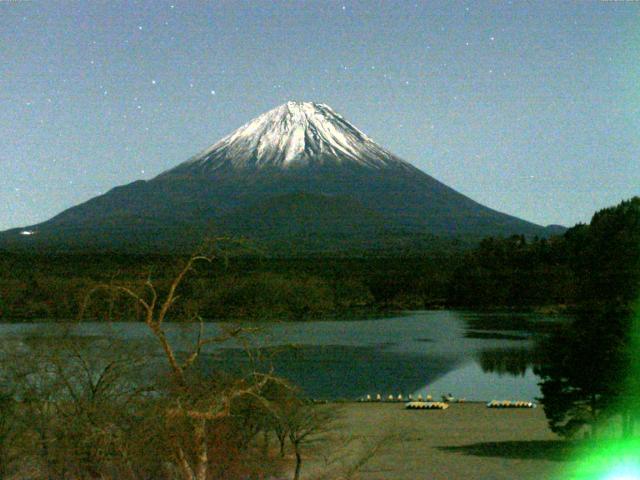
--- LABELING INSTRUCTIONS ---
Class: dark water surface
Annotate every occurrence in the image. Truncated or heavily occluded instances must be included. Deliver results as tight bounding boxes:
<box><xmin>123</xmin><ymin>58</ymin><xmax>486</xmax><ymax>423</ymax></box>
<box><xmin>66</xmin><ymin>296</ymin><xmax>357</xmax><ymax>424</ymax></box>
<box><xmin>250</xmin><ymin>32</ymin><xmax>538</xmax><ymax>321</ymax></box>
<box><xmin>0</xmin><ymin>311</ymin><xmax>564</xmax><ymax>401</ymax></box>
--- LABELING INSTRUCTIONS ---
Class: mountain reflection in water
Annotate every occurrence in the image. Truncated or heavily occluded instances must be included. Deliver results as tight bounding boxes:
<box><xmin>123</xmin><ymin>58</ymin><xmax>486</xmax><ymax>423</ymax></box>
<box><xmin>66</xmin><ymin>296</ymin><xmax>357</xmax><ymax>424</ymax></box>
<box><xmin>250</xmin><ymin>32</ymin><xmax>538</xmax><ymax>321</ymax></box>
<box><xmin>200</xmin><ymin>345</ymin><xmax>460</xmax><ymax>400</ymax></box>
<box><xmin>0</xmin><ymin>310</ymin><xmax>560</xmax><ymax>401</ymax></box>
<box><xmin>475</xmin><ymin>347</ymin><xmax>537</xmax><ymax>377</ymax></box>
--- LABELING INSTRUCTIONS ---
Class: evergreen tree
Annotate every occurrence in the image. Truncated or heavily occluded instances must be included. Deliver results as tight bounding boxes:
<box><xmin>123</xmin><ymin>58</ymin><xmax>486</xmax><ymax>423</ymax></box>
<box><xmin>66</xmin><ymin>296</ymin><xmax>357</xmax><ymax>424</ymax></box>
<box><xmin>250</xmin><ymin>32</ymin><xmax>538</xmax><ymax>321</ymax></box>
<box><xmin>536</xmin><ymin>197</ymin><xmax>640</xmax><ymax>437</ymax></box>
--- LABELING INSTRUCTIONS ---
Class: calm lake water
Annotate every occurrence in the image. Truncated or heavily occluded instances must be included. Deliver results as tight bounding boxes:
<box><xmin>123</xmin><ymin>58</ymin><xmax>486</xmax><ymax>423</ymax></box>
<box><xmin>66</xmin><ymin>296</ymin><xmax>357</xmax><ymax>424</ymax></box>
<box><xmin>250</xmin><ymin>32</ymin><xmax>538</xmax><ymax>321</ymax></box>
<box><xmin>0</xmin><ymin>311</ymin><xmax>563</xmax><ymax>401</ymax></box>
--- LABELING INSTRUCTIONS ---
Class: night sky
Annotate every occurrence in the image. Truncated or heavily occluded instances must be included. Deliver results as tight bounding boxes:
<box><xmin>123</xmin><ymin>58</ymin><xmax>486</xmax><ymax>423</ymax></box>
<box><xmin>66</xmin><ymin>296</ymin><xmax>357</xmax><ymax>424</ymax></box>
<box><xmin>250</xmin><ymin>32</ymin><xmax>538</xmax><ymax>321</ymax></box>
<box><xmin>2</xmin><ymin>1</ymin><xmax>639</xmax><ymax>231</ymax></box>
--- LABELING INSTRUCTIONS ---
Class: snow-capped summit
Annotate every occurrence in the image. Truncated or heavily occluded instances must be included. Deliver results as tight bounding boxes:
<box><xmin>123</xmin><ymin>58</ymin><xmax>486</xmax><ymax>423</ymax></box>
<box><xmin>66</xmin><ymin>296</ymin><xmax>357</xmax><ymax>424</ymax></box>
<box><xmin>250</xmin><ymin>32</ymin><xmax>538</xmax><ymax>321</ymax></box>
<box><xmin>168</xmin><ymin>101</ymin><xmax>413</xmax><ymax>173</ymax></box>
<box><xmin>0</xmin><ymin>101</ymin><xmax>558</xmax><ymax>253</ymax></box>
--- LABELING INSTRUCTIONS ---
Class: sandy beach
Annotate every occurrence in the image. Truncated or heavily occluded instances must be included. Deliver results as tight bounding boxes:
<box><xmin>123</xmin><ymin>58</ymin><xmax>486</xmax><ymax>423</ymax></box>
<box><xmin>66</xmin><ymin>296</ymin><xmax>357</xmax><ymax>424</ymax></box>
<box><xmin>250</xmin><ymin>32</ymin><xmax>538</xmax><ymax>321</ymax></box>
<box><xmin>303</xmin><ymin>402</ymin><xmax>574</xmax><ymax>480</ymax></box>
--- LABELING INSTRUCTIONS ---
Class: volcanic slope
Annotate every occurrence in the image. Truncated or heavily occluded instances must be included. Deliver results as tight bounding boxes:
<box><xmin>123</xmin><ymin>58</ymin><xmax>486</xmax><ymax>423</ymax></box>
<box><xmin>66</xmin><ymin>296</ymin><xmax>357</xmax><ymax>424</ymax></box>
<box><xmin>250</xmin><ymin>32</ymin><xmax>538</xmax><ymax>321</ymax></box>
<box><xmin>0</xmin><ymin>101</ymin><xmax>561</xmax><ymax>253</ymax></box>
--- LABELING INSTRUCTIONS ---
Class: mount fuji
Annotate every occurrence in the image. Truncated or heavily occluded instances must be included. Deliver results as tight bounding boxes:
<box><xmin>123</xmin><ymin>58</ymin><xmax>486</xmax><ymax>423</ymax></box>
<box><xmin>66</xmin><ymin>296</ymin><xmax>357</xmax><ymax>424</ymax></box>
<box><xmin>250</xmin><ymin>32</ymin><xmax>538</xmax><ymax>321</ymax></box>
<box><xmin>169</xmin><ymin>101</ymin><xmax>412</xmax><ymax>172</ymax></box>
<box><xmin>0</xmin><ymin>101</ymin><xmax>562</xmax><ymax>253</ymax></box>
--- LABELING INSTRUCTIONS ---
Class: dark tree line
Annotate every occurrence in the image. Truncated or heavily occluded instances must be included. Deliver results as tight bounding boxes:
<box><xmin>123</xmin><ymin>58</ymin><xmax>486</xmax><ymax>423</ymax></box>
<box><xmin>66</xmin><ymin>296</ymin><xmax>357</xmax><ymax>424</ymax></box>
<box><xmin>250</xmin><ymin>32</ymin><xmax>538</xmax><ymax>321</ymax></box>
<box><xmin>447</xmin><ymin>234</ymin><xmax>575</xmax><ymax>309</ymax></box>
<box><xmin>1</xmin><ymin>200</ymin><xmax>638</xmax><ymax>322</ymax></box>
<box><xmin>0</xmin><ymin>254</ymin><xmax>456</xmax><ymax>321</ymax></box>
<box><xmin>533</xmin><ymin>197</ymin><xmax>640</xmax><ymax>438</ymax></box>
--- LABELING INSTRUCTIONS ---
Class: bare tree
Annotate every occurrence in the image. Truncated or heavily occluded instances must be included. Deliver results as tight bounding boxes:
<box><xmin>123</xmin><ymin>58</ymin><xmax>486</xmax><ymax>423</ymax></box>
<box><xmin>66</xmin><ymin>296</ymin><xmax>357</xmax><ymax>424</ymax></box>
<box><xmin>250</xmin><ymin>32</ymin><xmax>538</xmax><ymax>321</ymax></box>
<box><xmin>0</xmin><ymin>387</ymin><xmax>17</xmax><ymax>478</ymax></box>
<box><xmin>1</xmin><ymin>242</ymin><xmax>348</xmax><ymax>479</ymax></box>
<box><xmin>0</xmin><ymin>331</ymin><xmax>161</xmax><ymax>480</ymax></box>
<box><xmin>81</xmin><ymin>246</ymin><xmax>288</xmax><ymax>480</ymax></box>
<box><xmin>284</xmin><ymin>402</ymin><xmax>335</xmax><ymax>480</ymax></box>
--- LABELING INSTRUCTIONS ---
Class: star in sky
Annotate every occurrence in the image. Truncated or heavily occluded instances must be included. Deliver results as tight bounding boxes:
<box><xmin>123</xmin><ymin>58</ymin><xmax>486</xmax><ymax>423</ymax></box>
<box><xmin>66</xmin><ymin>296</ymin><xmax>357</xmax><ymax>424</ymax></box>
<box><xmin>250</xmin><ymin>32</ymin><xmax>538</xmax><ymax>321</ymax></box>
<box><xmin>0</xmin><ymin>1</ymin><xmax>637</xmax><ymax>231</ymax></box>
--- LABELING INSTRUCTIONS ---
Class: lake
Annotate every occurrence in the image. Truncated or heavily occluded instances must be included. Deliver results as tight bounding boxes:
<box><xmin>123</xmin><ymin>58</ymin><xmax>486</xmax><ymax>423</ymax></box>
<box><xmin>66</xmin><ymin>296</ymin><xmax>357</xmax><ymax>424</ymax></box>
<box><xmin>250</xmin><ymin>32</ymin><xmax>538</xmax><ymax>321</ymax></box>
<box><xmin>0</xmin><ymin>310</ymin><xmax>563</xmax><ymax>401</ymax></box>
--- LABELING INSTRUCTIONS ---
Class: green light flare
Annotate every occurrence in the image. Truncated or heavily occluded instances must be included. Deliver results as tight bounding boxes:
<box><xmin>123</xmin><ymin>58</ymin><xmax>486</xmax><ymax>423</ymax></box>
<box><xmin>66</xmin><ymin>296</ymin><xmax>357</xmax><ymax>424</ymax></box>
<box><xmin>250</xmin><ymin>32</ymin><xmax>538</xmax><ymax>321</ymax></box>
<box><xmin>621</xmin><ymin>303</ymin><xmax>640</xmax><ymax>440</ymax></box>
<box><xmin>602</xmin><ymin>464</ymin><xmax>640</xmax><ymax>480</ymax></box>
<box><xmin>561</xmin><ymin>305</ymin><xmax>640</xmax><ymax>480</ymax></box>
<box><xmin>628</xmin><ymin>304</ymin><xmax>640</xmax><ymax>401</ymax></box>
<box><xmin>564</xmin><ymin>438</ymin><xmax>640</xmax><ymax>480</ymax></box>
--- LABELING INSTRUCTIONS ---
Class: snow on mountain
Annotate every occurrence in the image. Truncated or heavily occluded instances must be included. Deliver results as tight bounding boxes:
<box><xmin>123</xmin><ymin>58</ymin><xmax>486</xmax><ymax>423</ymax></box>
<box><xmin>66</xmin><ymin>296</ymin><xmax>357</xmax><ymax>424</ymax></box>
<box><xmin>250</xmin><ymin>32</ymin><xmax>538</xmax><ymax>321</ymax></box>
<box><xmin>0</xmin><ymin>100</ymin><xmax>559</xmax><ymax>253</ymax></box>
<box><xmin>168</xmin><ymin>101</ymin><xmax>414</xmax><ymax>173</ymax></box>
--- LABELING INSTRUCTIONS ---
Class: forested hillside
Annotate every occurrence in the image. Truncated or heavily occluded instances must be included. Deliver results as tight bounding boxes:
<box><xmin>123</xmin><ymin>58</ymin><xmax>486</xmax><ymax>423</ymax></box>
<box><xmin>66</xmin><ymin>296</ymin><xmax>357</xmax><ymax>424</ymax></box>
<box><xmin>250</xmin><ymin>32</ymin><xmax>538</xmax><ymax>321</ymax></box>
<box><xmin>0</xmin><ymin>197</ymin><xmax>637</xmax><ymax>321</ymax></box>
<box><xmin>449</xmin><ymin>197</ymin><xmax>639</xmax><ymax>310</ymax></box>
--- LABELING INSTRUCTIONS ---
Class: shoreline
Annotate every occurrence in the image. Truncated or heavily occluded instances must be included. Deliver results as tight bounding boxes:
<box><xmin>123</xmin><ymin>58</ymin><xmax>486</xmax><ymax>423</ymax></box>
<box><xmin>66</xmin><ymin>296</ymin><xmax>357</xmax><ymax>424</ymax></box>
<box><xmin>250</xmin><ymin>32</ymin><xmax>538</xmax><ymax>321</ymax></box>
<box><xmin>0</xmin><ymin>305</ymin><xmax>571</xmax><ymax>323</ymax></box>
<box><xmin>303</xmin><ymin>402</ymin><xmax>569</xmax><ymax>480</ymax></box>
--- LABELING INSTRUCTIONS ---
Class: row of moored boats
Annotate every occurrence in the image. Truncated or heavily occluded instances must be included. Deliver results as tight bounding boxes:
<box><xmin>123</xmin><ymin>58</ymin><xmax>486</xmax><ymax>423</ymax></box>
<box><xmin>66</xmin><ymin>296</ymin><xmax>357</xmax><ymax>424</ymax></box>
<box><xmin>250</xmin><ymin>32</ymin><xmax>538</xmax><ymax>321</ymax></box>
<box><xmin>359</xmin><ymin>394</ymin><xmax>536</xmax><ymax>410</ymax></box>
